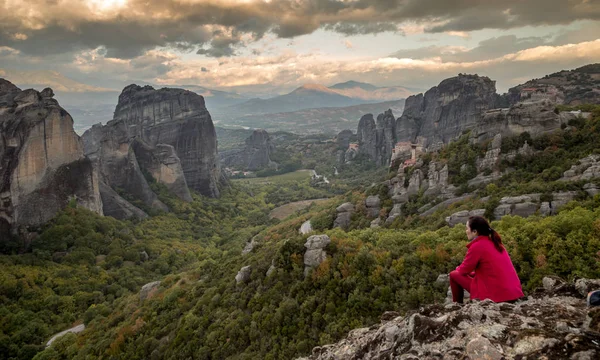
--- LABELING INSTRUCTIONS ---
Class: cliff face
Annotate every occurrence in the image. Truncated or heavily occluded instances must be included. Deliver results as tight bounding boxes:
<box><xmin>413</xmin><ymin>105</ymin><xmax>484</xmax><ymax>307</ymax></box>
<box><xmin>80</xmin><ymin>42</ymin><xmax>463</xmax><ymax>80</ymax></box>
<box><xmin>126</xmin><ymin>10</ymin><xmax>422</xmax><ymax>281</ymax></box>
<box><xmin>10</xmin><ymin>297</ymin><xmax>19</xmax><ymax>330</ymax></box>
<box><xmin>221</xmin><ymin>129</ymin><xmax>274</xmax><ymax>171</ymax></box>
<box><xmin>396</xmin><ymin>74</ymin><xmax>498</xmax><ymax>149</ymax></box>
<box><xmin>0</xmin><ymin>79</ymin><xmax>102</xmax><ymax>236</ymax></box>
<box><xmin>82</xmin><ymin>121</ymin><xmax>169</xmax><ymax>219</ymax></box>
<box><xmin>357</xmin><ymin>110</ymin><xmax>397</xmax><ymax>166</ymax></box>
<box><xmin>112</xmin><ymin>85</ymin><xmax>221</xmax><ymax>197</ymax></box>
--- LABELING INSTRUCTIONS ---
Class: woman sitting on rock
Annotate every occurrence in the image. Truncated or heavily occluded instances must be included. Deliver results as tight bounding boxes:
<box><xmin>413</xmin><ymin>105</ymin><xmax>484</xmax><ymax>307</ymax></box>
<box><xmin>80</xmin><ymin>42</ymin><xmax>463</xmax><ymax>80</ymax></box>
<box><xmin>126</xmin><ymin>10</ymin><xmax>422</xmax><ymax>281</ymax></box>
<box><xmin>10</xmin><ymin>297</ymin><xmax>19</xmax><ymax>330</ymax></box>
<box><xmin>450</xmin><ymin>216</ymin><xmax>524</xmax><ymax>303</ymax></box>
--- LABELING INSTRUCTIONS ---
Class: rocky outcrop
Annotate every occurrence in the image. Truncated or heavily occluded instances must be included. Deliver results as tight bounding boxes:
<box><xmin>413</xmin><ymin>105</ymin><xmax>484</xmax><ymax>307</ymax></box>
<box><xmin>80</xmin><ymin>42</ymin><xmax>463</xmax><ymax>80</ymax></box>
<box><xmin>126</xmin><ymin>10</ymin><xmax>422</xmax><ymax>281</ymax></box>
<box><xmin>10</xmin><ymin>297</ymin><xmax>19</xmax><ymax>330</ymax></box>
<box><xmin>336</xmin><ymin>129</ymin><xmax>354</xmax><ymax>149</ymax></box>
<box><xmin>131</xmin><ymin>140</ymin><xmax>192</xmax><ymax>202</ymax></box>
<box><xmin>358</xmin><ymin>110</ymin><xmax>398</xmax><ymax>166</ymax></box>
<box><xmin>300</xmin><ymin>220</ymin><xmax>313</xmax><ymax>234</ymax></box>
<box><xmin>112</xmin><ymin>84</ymin><xmax>221</xmax><ymax>197</ymax></box>
<box><xmin>235</xmin><ymin>265</ymin><xmax>252</xmax><ymax>284</ymax></box>
<box><xmin>365</xmin><ymin>195</ymin><xmax>381</xmax><ymax>218</ymax></box>
<box><xmin>562</xmin><ymin>155</ymin><xmax>600</xmax><ymax>181</ymax></box>
<box><xmin>334</xmin><ymin>202</ymin><xmax>354</xmax><ymax>230</ymax></box>
<box><xmin>424</xmin><ymin>162</ymin><xmax>449</xmax><ymax>197</ymax></box>
<box><xmin>302</xmin><ymin>278</ymin><xmax>600</xmax><ymax>360</ymax></box>
<box><xmin>304</xmin><ymin>235</ymin><xmax>331</xmax><ymax>277</ymax></box>
<box><xmin>0</xmin><ymin>79</ymin><xmax>102</xmax><ymax>236</ymax></box>
<box><xmin>82</xmin><ymin>121</ymin><xmax>168</xmax><ymax>219</ymax></box>
<box><xmin>446</xmin><ymin>209</ymin><xmax>485</xmax><ymax>227</ymax></box>
<box><xmin>221</xmin><ymin>129</ymin><xmax>275</xmax><ymax>171</ymax></box>
<box><xmin>139</xmin><ymin>281</ymin><xmax>161</xmax><ymax>301</ymax></box>
<box><xmin>476</xmin><ymin>100</ymin><xmax>565</xmax><ymax>142</ymax></box>
<box><xmin>396</xmin><ymin>74</ymin><xmax>497</xmax><ymax>148</ymax></box>
<box><xmin>357</xmin><ymin>114</ymin><xmax>377</xmax><ymax>162</ymax></box>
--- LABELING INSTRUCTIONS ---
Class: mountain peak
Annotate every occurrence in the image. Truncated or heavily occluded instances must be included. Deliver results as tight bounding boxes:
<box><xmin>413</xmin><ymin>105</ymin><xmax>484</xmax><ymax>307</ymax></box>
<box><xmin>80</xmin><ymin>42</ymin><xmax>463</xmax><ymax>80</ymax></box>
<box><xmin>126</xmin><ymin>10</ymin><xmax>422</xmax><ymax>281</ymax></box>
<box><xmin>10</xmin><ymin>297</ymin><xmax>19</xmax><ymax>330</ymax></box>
<box><xmin>292</xmin><ymin>83</ymin><xmax>337</xmax><ymax>93</ymax></box>
<box><xmin>329</xmin><ymin>80</ymin><xmax>378</xmax><ymax>91</ymax></box>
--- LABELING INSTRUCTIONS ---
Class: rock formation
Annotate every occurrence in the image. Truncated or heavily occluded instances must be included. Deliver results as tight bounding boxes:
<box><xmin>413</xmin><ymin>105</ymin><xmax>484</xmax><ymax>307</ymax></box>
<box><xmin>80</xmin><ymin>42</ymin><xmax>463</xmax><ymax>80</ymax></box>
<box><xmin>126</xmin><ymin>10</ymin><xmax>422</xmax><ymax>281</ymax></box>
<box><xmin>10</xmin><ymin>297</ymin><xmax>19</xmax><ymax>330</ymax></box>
<box><xmin>301</xmin><ymin>277</ymin><xmax>600</xmax><ymax>360</ymax></box>
<box><xmin>221</xmin><ymin>129</ymin><xmax>275</xmax><ymax>171</ymax></box>
<box><xmin>396</xmin><ymin>74</ymin><xmax>498</xmax><ymax>148</ymax></box>
<box><xmin>111</xmin><ymin>84</ymin><xmax>221</xmax><ymax>197</ymax></box>
<box><xmin>334</xmin><ymin>202</ymin><xmax>355</xmax><ymax>230</ymax></box>
<box><xmin>0</xmin><ymin>79</ymin><xmax>102</xmax><ymax>237</ymax></box>
<box><xmin>235</xmin><ymin>265</ymin><xmax>252</xmax><ymax>284</ymax></box>
<box><xmin>82</xmin><ymin>84</ymin><xmax>222</xmax><ymax>218</ymax></box>
<box><xmin>304</xmin><ymin>234</ymin><xmax>331</xmax><ymax>276</ymax></box>
<box><xmin>139</xmin><ymin>281</ymin><xmax>161</xmax><ymax>302</ymax></box>
<box><xmin>357</xmin><ymin>110</ymin><xmax>398</xmax><ymax>166</ymax></box>
<box><xmin>336</xmin><ymin>129</ymin><xmax>354</xmax><ymax>149</ymax></box>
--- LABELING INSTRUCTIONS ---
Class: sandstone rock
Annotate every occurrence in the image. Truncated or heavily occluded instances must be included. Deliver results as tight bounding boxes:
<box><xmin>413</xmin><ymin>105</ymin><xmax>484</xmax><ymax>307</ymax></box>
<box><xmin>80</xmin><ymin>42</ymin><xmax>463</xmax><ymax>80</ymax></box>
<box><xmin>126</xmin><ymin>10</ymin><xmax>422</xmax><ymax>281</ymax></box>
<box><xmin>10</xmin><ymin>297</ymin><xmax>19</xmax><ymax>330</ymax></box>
<box><xmin>336</xmin><ymin>129</ymin><xmax>353</xmax><ymax>149</ymax></box>
<box><xmin>0</xmin><ymin>79</ymin><xmax>103</xmax><ymax>237</ymax></box>
<box><xmin>140</xmin><ymin>281</ymin><xmax>161</xmax><ymax>301</ymax></box>
<box><xmin>357</xmin><ymin>114</ymin><xmax>377</xmax><ymax>162</ymax></box>
<box><xmin>357</xmin><ymin>110</ymin><xmax>398</xmax><ymax>166</ymax></box>
<box><xmin>299</xmin><ymin>220</ymin><xmax>313</xmax><ymax>235</ymax></box>
<box><xmin>82</xmin><ymin>121</ymin><xmax>168</xmax><ymax>218</ymax></box>
<box><xmin>477</xmin><ymin>99</ymin><xmax>563</xmax><ymax>143</ymax></box>
<box><xmin>221</xmin><ymin>129</ymin><xmax>275</xmax><ymax>171</ymax></box>
<box><xmin>235</xmin><ymin>265</ymin><xmax>252</xmax><ymax>284</ymax></box>
<box><xmin>385</xmin><ymin>204</ymin><xmax>403</xmax><ymax>224</ymax></box>
<box><xmin>365</xmin><ymin>195</ymin><xmax>381</xmax><ymax>218</ymax></box>
<box><xmin>512</xmin><ymin>202</ymin><xmax>538</xmax><ymax>218</ymax></box>
<box><xmin>466</xmin><ymin>336</ymin><xmax>503</xmax><ymax>360</ymax></box>
<box><xmin>336</xmin><ymin>202</ymin><xmax>355</xmax><ymax>213</ymax></box>
<box><xmin>98</xmin><ymin>182</ymin><xmax>148</xmax><ymax>220</ymax></box>
<box><xmin>132</xmin><ymin>140</ymin><xmax>192</xmax><ymax>202</ymax></box>
<box><xmin>365</xmin><ymin>196</ymin><xmax>381</xmax><ymax>208</ymax></box>
<box><xmin>446</xmin><ymin>209</ymin><xmax>485</xmax><ymax>227</ymax></box>
<box><xmin>112</xmin><ymin>84</ymin><xmax>222</xmax><ymax>197</ymax></box>
<box><xmin>397</xmin><ymin>74</ymin><xmax>497</xmax><ymax>148</ymax></box>
<box><xmin>304</xmin><ymin>235</ymin><xmax>331</xmax><ymax>276</ymax></box>
<box><xmin>370</xmin><ymin>218</ymin><xmax>381</xmax><ymax>228</ymax></box>
<box><xmin>333</xmin><ymin>212</ymin><xmax>352</xmax><ymax>230</ymax></box>
<box><xmin>584</xmin><ymin>183</ymin><xmax>600</xmax><ymax>197</ymax></box>
<box><xmin>424</xmin><ymin>162</ymin><xmax>448</xmax><ymax>197</ymax></box>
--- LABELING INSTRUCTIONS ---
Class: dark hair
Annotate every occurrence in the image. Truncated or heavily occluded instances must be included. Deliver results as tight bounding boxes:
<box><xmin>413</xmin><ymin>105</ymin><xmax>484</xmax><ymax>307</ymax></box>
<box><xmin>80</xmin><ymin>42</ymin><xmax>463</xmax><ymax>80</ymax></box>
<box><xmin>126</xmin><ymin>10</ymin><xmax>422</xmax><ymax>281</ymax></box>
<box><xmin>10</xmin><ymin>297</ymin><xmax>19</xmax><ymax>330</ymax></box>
<box><xmin>467</xmin><ymin>216</ymin><xmax>504</xmax><ymax>252</ymax></box>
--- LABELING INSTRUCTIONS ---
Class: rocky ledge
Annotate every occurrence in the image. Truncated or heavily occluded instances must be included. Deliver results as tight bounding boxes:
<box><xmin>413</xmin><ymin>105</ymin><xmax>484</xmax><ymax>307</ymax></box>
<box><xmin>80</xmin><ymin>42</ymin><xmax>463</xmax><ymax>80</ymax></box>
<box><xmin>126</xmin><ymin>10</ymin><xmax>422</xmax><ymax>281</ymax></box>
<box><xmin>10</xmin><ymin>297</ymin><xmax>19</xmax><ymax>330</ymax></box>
<box><xmin>299</xmin><ymin>278</ymin><xmax>600</xmax><ymax>360</ymax></box>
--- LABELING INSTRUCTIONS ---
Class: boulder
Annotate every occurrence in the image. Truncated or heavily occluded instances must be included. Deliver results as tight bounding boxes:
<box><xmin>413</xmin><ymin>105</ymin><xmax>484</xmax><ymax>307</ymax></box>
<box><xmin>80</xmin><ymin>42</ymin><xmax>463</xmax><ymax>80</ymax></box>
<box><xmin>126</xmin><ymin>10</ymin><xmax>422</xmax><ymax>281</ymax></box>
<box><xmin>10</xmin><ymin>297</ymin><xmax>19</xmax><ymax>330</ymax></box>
<box><xmin>235</xmin><ymin>265</ymin><xmax>252</xmax><ymax>284</ymax></box>
<box><xmin>336</xmin><ymin>202</ymin><xmax>355</xmax><ymax>213</ymax></box>
<box><xmin>333</xmin><ymin>212</ymin><xmax>352</xmax><ymax>230</ymax></box>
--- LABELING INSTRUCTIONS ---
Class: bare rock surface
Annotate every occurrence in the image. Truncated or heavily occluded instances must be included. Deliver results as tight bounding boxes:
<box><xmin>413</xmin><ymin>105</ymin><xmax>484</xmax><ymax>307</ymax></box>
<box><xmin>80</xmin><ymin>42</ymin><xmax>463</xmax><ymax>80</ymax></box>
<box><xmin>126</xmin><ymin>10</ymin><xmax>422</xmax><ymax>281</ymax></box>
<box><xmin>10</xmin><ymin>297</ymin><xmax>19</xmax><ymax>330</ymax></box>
<box><xmin>301</xmin><ymin>278</ymin><xmax>600</xmax><ymax>360</ymax></box>
<box><xmin>0</xmin><ymin>79</ymin><xmax>102</xmax><ymax>236</ymax></box>
<box><xmin>304</xmin><ymin>235</ymin><xmax>331</xmax><ymax>276</ymax></box>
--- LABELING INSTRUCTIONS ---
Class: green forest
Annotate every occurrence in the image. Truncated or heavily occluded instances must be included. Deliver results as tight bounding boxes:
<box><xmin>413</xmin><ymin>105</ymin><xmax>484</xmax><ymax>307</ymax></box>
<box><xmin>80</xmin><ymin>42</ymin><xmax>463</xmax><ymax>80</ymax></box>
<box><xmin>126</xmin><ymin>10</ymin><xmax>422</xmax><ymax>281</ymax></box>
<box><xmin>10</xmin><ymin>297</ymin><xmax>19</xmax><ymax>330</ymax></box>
<box><xmin>2</xmin><ymin>107</ymin><xmax>600</xmax><ymax>360</ymax></box>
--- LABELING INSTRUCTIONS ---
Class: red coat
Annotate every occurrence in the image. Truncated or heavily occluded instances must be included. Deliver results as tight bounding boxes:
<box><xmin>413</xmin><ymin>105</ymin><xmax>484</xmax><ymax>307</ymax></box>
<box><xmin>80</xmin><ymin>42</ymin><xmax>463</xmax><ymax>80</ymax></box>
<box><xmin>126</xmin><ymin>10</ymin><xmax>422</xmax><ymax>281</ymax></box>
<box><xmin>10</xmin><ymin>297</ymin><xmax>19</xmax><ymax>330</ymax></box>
<box><xmin>456</xmin><ymin>235</ymin><xmax>524</xmax><ymax>302</ymax></box>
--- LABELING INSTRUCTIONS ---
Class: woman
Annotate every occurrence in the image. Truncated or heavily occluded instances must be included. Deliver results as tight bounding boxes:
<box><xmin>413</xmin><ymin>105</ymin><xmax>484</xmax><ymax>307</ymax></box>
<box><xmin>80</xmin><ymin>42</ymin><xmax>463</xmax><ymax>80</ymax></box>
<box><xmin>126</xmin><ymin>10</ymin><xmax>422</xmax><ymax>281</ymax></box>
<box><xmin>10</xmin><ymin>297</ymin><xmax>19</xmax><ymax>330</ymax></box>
<box><xmin>449</xmin><ymin>216</ymin><xmax>524</xmax><ymax>303</ymax></box>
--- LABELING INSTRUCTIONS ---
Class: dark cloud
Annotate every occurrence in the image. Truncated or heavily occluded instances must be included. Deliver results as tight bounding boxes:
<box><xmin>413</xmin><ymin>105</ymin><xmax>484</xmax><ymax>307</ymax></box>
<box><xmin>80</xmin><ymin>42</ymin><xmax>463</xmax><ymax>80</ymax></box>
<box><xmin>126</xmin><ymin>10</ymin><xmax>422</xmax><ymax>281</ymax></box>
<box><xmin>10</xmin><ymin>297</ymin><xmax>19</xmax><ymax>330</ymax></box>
<box><xmin>0</xmin><ymin>0</ymin><xmax>598</xmax><ymax>59</ymax></box>
<box><xmin>324</xmin><ymin>22</ymin><xmax>399</xmax><ymax>35</ymax></box>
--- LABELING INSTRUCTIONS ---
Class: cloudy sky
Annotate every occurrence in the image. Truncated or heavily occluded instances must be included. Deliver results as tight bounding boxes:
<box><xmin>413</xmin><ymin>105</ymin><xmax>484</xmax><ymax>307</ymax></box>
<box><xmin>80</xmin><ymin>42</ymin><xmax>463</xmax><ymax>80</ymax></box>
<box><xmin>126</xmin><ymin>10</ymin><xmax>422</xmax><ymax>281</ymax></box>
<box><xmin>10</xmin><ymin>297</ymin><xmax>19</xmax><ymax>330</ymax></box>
<box><xmin>1</xmin><ymin>0</ymin><xmax>600</xmax><ymax>96</ymax></box>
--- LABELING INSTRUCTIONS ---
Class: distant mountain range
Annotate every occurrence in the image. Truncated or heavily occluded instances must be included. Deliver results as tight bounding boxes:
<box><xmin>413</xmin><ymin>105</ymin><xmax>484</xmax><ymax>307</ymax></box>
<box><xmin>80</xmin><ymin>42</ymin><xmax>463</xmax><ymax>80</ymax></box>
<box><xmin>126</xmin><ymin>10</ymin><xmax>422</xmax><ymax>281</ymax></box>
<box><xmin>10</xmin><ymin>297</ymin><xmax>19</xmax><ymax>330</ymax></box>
<box><xmin>1</xmin><ymin>68</ymin><xmax>415</xmax><ymax>134</ymax></box>
<box><xmin>214</xmin><ymin>81</ymin><xmax>414</xmax><ymax>118</ymax></box>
